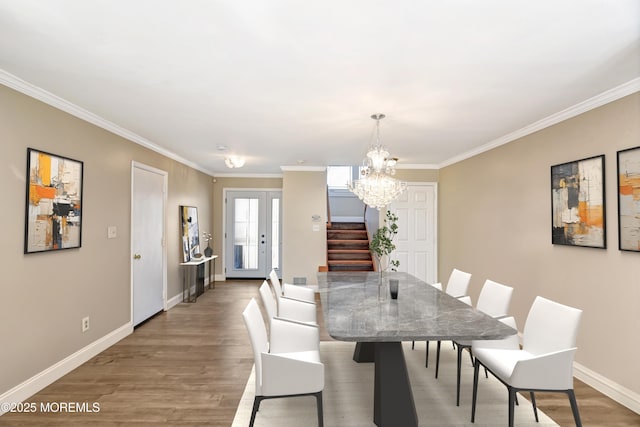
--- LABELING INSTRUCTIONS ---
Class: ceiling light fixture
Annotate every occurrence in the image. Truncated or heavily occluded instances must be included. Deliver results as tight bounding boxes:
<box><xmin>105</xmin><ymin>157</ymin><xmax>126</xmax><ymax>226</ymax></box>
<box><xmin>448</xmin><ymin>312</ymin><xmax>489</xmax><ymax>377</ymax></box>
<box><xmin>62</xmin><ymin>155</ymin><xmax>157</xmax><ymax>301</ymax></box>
<box><xmin>349</xmin><ymin>114</ymin><xmax>407</xmax><ymax>209</ymax></box>
<box><xmin>225</xmin><ymin>156</ymin><xmax>245</xmax><ymax>168</ymax></box>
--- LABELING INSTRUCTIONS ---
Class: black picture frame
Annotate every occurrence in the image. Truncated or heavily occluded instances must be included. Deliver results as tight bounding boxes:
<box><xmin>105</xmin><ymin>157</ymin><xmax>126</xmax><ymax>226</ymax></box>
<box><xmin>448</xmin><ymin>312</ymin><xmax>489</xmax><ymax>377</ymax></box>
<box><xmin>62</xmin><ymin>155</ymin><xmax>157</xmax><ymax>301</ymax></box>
<box><xmin>617</xmin><ymin>146</ymin><xmax>640</xmax><ymax>252</ymax></box>
<box><xmin>551</xmin><ymin>154</ymin><xmax>606</xmax><ymax>248</ymax></box>
<box><xmin>24</xmin><ymin>148</ymin><xmax>84</xmax><ymax>253</ymax></box>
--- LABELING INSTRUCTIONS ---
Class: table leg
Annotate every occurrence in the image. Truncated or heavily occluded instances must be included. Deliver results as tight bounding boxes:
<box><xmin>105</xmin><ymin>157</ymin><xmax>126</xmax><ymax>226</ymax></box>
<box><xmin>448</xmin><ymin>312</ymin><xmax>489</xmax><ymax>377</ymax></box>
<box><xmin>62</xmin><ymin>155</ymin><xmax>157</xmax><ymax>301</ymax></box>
<box><xmin>183</xmin><ymin>265</ymin><xmax>196</xmax><ymax>303</ymax></box>
<box><xmin>353</xmin><ymin>342</ymin><xmax>375</xmax><ymax>363</ymax></box>
<box><xmin>188</xmin><ymin>266</ymin><xmax>194</xmax><ymax>302</ymax></box>
<box><xmin>373</xmin><ymin>342</ymin><xmax>418</xmax><ymax>427</ymax></box>
<box><xmin>209</xmin><ymin>259</ymin><xmax>215</xmax><ymax>289</ymax></box>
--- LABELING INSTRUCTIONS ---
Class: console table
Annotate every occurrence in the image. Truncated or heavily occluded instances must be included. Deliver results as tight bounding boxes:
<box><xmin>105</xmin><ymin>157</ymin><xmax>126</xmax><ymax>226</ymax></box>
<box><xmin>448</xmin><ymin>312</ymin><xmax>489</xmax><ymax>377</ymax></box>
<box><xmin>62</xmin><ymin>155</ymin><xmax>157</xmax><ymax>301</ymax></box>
<box><xmin>179</xmin><ymin>255</ymin><xmax>217</xmax><ymax>303</ymax></box>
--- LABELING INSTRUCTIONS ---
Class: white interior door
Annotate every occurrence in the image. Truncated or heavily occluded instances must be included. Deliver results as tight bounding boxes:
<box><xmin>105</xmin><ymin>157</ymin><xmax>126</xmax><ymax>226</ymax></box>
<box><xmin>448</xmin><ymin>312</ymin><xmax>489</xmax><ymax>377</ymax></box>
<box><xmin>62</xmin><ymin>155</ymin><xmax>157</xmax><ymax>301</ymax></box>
<box><xmin>225</xmin><ymin>190</ymin><xmax>281</xmax><ymax>279</ymax></box>
<box><xmin>132</xmin><ymin>163</ymin><xmax>166</xmax><ymax>326</ymax></box>
<box><xmin>390</xmin><ymin>183</ymin><xmax>437</xmax><ymax>284</ymax></box>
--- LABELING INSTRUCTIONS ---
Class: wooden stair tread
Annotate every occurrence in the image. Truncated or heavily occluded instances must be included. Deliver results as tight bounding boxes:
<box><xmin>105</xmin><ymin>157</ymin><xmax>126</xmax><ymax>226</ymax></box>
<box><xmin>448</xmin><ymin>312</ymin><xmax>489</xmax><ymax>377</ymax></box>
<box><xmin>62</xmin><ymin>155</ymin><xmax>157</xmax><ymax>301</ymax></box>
<box><xmin>328</xmin><ymin>260</ymin><xmax>373</xmax><ymax>265</ymax></box>
<box><xmin>328</xmin><ymin>222</ymin><xmax>366</xmax><ymax>230</ymax></box>
<box><xmin>326</xmin><ymin>221</ymin><xmax>374</xmax><ymax>272</ymax></box>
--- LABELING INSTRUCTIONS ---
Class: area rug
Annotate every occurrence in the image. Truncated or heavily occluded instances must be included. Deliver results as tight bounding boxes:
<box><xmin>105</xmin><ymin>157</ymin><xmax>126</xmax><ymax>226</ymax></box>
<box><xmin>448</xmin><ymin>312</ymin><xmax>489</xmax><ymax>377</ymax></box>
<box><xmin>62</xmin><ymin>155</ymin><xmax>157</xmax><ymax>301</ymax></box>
<box><xmin>232</xmin><ymin>341</ymin><xmax>558</xmax><ymax>426</ymax></box>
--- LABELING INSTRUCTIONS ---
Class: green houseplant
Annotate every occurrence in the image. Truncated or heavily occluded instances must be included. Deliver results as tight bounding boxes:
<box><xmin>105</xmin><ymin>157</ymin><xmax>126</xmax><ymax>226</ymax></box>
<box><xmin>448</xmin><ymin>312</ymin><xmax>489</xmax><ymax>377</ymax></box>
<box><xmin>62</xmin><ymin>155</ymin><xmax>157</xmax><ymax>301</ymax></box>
<box><xmin>370</xmin><ymin>210</ymin><xmax>400</xmax><ymax>274</ymax></box>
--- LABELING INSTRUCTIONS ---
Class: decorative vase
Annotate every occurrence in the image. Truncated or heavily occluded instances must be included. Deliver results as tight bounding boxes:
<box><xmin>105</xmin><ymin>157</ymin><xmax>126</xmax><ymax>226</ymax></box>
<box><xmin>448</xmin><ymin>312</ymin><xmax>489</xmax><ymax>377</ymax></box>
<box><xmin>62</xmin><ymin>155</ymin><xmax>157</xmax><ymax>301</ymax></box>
<box><xmin>378</xmin><ymin>272</ymin><xmax>388</xmax><ymax>302</ymax></box>
<box><xmin>204</xmin><ymin>244</ymin><xmax>213</xmax><ymax>257</ymax></box>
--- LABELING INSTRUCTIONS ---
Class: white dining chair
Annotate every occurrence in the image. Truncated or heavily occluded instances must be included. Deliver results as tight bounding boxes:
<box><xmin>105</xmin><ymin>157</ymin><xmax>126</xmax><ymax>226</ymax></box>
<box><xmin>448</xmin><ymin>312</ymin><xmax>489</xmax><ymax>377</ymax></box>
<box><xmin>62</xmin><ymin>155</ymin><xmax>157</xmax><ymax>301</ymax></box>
<box><xmin>411</xmin><ymin>282</ymin><xmax>443</xmax><ymax>367</ymax></box>
<box><xmin>471</xmin><ymin>296</ymin><xmax>583</xmax><ymax>427</ymax></box>
<box><xmin>270</xmin><ymin>269</ymin><xmax>316</xmax><ymax>304</ymax></box>
<box><xmin>433</xmin><ymin>268</ymin><xmax>472</xmax><ymax>377</ymax></box>
<box><xmin>259</xmin><ymin>280</ymin><xmax>317</xmax><ymax>324</ymax></box>
<box><xmin>435</xmin><ymin>279</ymin><xmax>514</xmax><ymax>405</ymax></box>
<box><xmin>242</xmin><ymin>298</ymin><xmax>324</xmax><ymax>427</ymax></box>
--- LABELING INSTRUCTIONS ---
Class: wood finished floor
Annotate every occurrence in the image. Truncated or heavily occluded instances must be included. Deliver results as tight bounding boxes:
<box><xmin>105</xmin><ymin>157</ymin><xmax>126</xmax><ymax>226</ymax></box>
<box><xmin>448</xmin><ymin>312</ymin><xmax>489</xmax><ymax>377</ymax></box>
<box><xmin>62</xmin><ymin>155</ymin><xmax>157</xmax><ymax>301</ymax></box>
<box><xmin>2</xmin><ymin>280</ymin><xmax>638</xmax><ymax>426</ymax></box>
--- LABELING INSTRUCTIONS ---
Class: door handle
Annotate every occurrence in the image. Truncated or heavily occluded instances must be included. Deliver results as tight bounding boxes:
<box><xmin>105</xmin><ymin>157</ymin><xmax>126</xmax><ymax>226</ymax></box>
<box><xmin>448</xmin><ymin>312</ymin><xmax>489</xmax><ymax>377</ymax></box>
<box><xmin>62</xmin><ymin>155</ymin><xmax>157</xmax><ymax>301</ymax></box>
<box><xmin>134</xmin><ymin>254</ymin><xmax>142</xmax><ymax>260</ymax></box>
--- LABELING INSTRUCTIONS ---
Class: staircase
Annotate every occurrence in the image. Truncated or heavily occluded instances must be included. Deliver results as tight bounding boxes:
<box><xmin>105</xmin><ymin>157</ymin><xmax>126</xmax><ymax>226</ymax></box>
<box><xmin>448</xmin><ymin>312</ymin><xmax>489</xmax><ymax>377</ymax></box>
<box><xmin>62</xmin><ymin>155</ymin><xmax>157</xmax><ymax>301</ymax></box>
<box><xmin>326</xmin><ymin>222</ymin><xmax>375</xmax><ymax>272</ymax></box>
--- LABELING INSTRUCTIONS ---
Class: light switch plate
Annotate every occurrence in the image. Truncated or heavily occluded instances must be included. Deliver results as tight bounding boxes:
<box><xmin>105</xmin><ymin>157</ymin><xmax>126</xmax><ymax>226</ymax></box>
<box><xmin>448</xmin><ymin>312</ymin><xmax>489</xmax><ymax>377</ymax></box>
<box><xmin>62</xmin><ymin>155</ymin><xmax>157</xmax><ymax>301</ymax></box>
<box><xmin>107</xmin><ymin>226</ymin><xmax>117</xmax><ymax>239</ymax></box>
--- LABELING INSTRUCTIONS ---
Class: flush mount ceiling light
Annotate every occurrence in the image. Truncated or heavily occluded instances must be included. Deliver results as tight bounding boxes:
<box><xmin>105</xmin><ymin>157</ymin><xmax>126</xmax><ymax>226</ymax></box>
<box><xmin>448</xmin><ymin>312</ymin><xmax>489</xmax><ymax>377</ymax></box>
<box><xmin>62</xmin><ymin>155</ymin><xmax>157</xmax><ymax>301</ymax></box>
<box><xmin>225</xmin><ymin>155</ymin><xmax>245</xmax><ymax>169</ymax></box>
<box><xmin>348</xmin><ymin>114</ymin><xmax>407</xmax><ymax>209</ymax></box>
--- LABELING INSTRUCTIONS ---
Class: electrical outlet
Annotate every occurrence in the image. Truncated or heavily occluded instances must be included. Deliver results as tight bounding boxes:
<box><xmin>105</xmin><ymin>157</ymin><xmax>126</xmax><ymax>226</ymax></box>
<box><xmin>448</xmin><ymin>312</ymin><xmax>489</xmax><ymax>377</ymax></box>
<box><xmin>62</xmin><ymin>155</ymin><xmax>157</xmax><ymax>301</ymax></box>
<box><xmin>82</xmin><ymin>316</ymin><xmax>90</xmax><ymax>332</ymax></box>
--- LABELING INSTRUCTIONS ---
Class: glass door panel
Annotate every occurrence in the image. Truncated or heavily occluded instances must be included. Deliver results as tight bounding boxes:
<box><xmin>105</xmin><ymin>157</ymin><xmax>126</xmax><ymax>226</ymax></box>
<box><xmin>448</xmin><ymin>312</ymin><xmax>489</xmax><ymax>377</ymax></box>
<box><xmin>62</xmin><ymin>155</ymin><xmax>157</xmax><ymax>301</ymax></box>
<box><xmin>233</xmin><ymin>197</ymin><xmax>259</xmax><ymax>270</ymax></box>
<box><xmin>269</xmin><ymin>193</ymin><xmax>281</xmax><ymax>278</ymax></box>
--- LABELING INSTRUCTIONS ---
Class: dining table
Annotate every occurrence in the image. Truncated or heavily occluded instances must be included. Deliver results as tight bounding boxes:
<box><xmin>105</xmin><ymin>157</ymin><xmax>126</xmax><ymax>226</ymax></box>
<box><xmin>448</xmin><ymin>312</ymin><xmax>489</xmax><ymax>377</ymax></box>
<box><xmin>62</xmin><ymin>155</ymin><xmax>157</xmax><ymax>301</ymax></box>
<box><xmin>317</xmin><ymin>271</ymin><xmax>517</xmax><ymax>427</ymax></box>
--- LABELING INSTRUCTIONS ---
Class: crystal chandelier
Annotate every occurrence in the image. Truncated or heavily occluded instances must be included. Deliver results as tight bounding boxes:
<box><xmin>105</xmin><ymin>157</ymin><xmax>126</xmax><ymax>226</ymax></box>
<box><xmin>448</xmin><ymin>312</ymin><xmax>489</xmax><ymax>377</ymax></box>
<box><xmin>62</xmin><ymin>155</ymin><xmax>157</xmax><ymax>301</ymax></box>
<box><xmin>349</xmin><ymin>114</ymin><xmax>407</xmax><ymax>209</ymax></box>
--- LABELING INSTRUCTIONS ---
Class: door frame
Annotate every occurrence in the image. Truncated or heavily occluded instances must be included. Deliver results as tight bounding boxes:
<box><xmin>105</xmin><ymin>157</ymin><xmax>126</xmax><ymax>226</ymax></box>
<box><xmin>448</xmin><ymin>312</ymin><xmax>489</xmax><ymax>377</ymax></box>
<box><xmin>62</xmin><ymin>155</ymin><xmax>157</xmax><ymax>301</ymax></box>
<box><xmin>130</xmin><ymin>161</ymin><xmax>168</xmax><ymax>325</ymax></box>
<box><xmin>222</xmin><ymin>187</ymin><xmax>282</xmax><ymax>280</ymax></box>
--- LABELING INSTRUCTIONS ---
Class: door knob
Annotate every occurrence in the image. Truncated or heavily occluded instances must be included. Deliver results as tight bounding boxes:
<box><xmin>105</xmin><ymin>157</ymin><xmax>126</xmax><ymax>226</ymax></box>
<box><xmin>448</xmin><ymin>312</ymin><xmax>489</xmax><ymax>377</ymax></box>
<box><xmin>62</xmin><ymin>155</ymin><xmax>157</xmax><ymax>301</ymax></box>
<box><xmin>134</xmin><ymin>254</ymin><xmax>142</xmax><ymax>260</ymax></box>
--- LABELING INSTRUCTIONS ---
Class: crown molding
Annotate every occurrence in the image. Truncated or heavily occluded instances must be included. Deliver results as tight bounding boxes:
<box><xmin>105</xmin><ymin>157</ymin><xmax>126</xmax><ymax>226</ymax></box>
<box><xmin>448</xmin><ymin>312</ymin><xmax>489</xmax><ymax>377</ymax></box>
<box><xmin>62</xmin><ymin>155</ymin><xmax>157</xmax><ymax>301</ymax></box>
<box><xmin>213</xmin><ymin>172</ymin><xmax>283</xmax><ymax>179</ymax></box>
<box><xmin>440</xmin><ymin>77</ymin><xmax>640</xmax><ymax>168</ymax></box>
<box><xmin>280</xmin><ymin>166</ymin><xmax>327</xmax><ymax>172</ymax></box>
<box><xmin>397</xmin><ymin>163</ymin><xmax>440</xmax><ymax>170</ymax></box>
<box><xmin>4</xmin><ymin>68</ymin><xmax>637</xmax><ymax>174</ymax></box>
<box><xmin>0</xmin><ymin>69</ymin><xmax>216</xmax><ymax>176</ymax></box>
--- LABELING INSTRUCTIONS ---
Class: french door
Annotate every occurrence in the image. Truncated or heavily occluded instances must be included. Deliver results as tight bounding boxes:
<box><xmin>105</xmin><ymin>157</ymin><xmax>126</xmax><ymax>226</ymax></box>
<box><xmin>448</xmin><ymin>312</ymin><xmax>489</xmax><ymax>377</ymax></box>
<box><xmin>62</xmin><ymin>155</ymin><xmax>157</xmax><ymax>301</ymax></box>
<box><xmin>224</xmin><ymin>190</ymin><xmax>282</xmax><ymax>279</ymax></box>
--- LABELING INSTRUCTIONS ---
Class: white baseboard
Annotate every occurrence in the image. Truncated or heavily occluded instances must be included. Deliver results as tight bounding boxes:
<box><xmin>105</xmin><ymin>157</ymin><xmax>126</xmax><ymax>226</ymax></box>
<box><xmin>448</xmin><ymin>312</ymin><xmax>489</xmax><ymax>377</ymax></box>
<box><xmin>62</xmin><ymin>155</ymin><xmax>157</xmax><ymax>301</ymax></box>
<box><xmin>0</xmin><ymin>322</ymin><xmax>132</xmax><ymax>415</ymax></box>
<box><xmin>166</xmin><ymin>292</ymin><xmax>183</xmax><ymax>310</ymax></box>
<box><xmin>574</xmin><ymin>362</ymin><xmax>640</xmax><ymax>414</ymax></box>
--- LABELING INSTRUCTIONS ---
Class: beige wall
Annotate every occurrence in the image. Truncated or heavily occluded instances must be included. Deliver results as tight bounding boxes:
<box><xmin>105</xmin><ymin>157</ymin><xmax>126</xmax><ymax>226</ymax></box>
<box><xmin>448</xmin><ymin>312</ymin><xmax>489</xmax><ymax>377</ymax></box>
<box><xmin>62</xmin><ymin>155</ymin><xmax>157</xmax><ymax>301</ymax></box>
<box><xmin>0</xmin><ymin>85</ymin><xmax>213</xmax><ymax>395</ymax></box>
<box><xmin>439</xmin><ymin>93</ymin><xmax>640</xmax><ymax>398</ymax></box>
<box><xmin>282</xmin><ymin>170</ymin><xmax>327</xmax><ymax>285</ymax></box>
<box><xmin>395</xmin><ymin>168</ymin><xmax>439</xmax><ymax>182</ymax></box>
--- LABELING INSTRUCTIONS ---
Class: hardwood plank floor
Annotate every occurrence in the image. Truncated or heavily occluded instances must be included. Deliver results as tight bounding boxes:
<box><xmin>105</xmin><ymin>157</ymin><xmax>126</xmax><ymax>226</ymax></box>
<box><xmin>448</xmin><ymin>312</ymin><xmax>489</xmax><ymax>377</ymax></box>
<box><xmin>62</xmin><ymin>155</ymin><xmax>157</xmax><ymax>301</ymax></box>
<box><xmin>1</xmin><ymin>280</ymin><xmax>638</xmax><ymax>426</ymax></box>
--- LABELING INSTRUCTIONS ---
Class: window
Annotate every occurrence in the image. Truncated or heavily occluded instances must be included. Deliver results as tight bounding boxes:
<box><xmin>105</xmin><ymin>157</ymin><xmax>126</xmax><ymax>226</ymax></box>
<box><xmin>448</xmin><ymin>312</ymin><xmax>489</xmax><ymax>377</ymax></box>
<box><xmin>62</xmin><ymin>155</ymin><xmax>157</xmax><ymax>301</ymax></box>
<box><xmin>327</xmin><ymin>166</ymin><xmax>354</xmax><ymax>190</ymax></box>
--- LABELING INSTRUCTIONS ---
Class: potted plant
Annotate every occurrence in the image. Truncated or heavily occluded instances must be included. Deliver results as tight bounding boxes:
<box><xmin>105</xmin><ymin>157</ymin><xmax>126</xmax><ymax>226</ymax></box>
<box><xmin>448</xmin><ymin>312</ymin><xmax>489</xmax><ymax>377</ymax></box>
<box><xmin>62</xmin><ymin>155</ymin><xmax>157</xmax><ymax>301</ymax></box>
<box><xmin>370</xmin><ymin>210</ymin><xmax>400</xmax><ymax>277</ymax></box>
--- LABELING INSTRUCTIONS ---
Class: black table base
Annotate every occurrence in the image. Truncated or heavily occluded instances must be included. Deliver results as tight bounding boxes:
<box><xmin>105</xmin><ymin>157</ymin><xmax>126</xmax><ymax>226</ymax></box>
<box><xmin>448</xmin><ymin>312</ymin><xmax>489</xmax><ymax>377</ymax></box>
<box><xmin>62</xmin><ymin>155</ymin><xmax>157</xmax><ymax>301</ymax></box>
<box><xmin>353</xmin><ymin>342</ymin><xmax>375</xmax><ymax>363</ymax></box>
<box><xmin>374</xmin><ymin>342</ymin><xmax>418</xmax><ymax>427</ymax></box>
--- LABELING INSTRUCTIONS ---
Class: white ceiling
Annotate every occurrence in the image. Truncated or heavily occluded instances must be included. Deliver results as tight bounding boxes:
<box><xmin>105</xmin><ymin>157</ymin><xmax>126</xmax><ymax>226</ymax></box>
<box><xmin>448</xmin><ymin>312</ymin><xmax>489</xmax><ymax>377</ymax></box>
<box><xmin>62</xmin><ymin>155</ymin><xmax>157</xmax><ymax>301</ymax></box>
<box><xmin>1</xmin><ymin>1</ymin><xmax>639</xmax><ymax>175</ymax></box>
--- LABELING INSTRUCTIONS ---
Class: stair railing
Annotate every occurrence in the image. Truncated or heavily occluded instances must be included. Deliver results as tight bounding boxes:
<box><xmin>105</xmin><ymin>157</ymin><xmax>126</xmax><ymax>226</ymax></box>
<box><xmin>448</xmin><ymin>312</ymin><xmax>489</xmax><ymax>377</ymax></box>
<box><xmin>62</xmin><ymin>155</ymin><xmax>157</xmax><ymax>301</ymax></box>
<box><xmin>363</xmin><ymin>204</ymin><xmax>377</xmax><ymax>272</ymax></box>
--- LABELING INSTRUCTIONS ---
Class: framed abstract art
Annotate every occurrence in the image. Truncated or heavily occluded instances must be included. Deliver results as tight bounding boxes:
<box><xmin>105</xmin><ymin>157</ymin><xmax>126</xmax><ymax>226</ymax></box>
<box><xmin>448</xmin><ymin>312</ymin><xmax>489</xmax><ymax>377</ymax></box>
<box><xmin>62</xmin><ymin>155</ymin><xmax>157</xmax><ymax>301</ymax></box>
<box><xmin>180</xmin><ymin>205</ymin><xmax>201</xmax><ymax>262</ymax></box>
<box><xmin>551</xmin><ymin>155</ymin><xmax>605</xmax><ymax>248</ymax></box>
<box><xmin>617</xmin><ymin>146</ymin><xmax>640</xmax><ymax>252</ymax></box>
<box><xmin>24</xmin><ymin>148</ymin><xmax>84</xmax><ymax>253</ymax></box>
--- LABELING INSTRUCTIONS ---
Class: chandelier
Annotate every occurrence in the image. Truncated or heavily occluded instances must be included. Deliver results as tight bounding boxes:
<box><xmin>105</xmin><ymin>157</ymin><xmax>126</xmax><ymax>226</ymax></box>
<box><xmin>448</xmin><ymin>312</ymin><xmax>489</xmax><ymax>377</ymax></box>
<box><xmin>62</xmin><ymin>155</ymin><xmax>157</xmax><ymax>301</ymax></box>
<box><xmin>349</xmin><ymin>114</ymin><xmax>407</xmax><ymax>209</ymax></box>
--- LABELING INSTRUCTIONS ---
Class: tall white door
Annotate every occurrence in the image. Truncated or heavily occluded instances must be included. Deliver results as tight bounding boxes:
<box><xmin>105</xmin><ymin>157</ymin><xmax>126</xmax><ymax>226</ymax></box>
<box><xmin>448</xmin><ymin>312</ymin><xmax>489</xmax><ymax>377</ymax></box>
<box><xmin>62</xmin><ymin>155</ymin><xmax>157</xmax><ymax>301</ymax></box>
<box><xmin>225</xmin><ymin>190</ymin><xmax>282</xmax><ymax>279</ymax></box>
<box><xmin>390</xmin><ymin>183</ymin><xmax>438</xmax><ymax>284</ymax></box>
<box><xmin>132</xmin><ymin>163</ymin><xmax>166</xmax><ymax>326</ymax></box>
